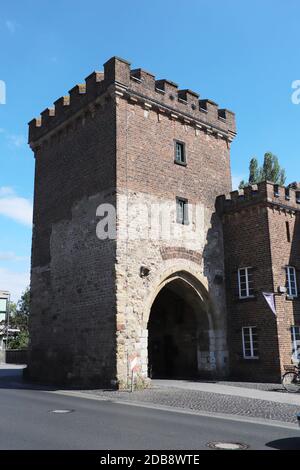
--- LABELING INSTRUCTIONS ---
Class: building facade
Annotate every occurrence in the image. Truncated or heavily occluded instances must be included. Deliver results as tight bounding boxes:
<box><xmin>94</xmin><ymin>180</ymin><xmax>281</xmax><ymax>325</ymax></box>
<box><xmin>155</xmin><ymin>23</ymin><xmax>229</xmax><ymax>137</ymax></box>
<box><xmin>217</xmin><ymin>182</ymin><xmax>300</xmax><ymax>382</ymax></box>
<box><xmin>27</xmin><ymin>56</ymin><xmax>299</xmax><ymax>386</ymax></box>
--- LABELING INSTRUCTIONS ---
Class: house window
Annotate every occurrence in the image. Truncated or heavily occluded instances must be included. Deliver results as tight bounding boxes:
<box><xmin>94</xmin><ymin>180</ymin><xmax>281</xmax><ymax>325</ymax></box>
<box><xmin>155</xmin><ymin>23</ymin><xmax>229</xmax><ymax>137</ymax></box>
<box><xmin>238</xmin><ymin>267</ymin><xmax>254</xmax><ymax>298</ymax></box>
<box><xmin>174</xmin><ymin>141</ymin><xmax>186</xmax><ymax>165</ymax></box>
<box><xmin>286</xmin><ymin>221</ymin><xmax>291</xmax><ymax>243</ymax></box>
<box><xmin>273</xmin><ymin>185</ymin><xmax>279</xmax><ymax>197</ymax></box>
<box><xmin>285</xmin><ymin>187</ymin><xmax>290</xmax><ymax>201</ymax></box>
<box><xmin>242</xmin><ymin>327</ymin><xmax>259</xmax><ymax>359</ymax></box>
<box><xmin>176</xmin><ymin>197</ymin><xmax>189</xmax><ymax>225</ymax></box>
<box><xmin>291</xmin><ymin>326</ymin><xmax>300</xmax><ymax>361</ymax></box>
<box><xmin>286</xmin><ymin>266</ymin><xmax>298</xmax><ymax>298</ymax></box>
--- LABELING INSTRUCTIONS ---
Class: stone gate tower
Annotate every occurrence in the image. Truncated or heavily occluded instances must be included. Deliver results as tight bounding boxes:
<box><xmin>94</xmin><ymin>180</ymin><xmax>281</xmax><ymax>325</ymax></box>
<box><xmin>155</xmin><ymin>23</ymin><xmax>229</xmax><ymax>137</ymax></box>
<box><xmin>28</xmin><ymin>57</ymin><xmax>236</xmax><ymax>387</ymax></box>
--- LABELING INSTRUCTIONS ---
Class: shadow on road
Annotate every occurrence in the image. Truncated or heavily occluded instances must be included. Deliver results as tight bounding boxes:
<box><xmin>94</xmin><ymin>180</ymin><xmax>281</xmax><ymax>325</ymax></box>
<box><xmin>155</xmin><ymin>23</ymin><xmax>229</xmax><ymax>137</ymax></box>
<box><xmin>266</xmin><ymin>437</ymin><xmax>300</xmax><ymax>450</ymax></box>
<box><xmin>0</xmin><ymin>365</ymin><xmax>116</xmax><ymax>392</ymax></box>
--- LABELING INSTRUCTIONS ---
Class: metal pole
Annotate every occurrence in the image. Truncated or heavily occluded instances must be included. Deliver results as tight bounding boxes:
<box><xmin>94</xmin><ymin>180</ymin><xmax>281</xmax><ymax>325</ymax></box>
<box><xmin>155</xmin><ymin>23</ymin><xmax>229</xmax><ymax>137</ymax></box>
<box><xmin>131</xmin><ymin>370</ymin><xmax>134</xmax><ymax>393</ymax></box>
<box><xmin>5</xmin><ymin>293</ymin><xmax>10</xmax><ymax>356</ymax></box>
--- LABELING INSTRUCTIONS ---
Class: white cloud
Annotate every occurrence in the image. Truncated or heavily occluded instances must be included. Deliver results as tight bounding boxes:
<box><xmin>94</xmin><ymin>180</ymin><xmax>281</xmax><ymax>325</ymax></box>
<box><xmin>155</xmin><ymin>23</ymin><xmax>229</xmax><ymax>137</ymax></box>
<box><xmin>0</xmin><ymin>129</ymin><xmax>26</xmax><ymax>148</ymax></box>
<box><xmin>0</xmin><ymin>252</ymin><xmax>29</xmax><ymax>262</ymax></box>
<box><xmin>231</xmin><ymin>174</ymin><xmax>245</xmax><ymax>190</ymax></box>
<box><xmin>0</xmin><ymin>186</ymin><xmax>32</xmax><ymax>227</ymax></box>
<box><xmin>0</xmin><ymin>268</ymin><xmax>29</xmax><ymax>302</ymax></box>
<box><xmin>0</xmin><ymin>187</ymin><xmax>14</xmax><ymax>196</ymax></box>
<box><xmin>5</xmin><ymin>20</ymin><xmax>17</xmax><ymax>34</ymax></box>
<box><xmin>7</xmin><ymin>134</ymin><xmax>26</xmax><ymax>148</ymax></box>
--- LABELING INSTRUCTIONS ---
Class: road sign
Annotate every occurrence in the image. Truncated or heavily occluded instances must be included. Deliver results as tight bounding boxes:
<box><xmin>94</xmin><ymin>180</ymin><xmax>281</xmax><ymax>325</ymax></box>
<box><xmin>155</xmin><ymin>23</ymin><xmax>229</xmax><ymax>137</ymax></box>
<box><xmin>128</xmin><ymin>354</ymin><xmax>139</xmax><ymax>392</ymax></box>
<box><xmin>130</xmin><ymin>356</ymin><xmax>138</xmax><ymax>372</ymax></box>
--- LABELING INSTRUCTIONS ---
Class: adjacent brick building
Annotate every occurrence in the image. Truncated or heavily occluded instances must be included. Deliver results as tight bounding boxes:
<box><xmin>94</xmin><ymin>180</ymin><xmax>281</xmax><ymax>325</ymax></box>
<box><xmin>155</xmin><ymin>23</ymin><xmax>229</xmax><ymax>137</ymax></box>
<box><xmin>27</xmin><ymin>56</ymin><xmax>299</xmax><ymax>386</ymax></box>
<box><xmin>217</xmin><ymin>183</ymin><xmax>300</xmax><ymax>382</ymax></box>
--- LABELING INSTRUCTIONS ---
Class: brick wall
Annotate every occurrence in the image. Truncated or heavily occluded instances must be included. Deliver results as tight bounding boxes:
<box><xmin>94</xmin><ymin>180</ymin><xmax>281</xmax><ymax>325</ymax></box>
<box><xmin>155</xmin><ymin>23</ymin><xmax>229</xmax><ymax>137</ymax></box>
<box><xmin>219</xmin><ymin>182</ymin><xmax>300</xmax><ymax>382</ymax></box>
<box><xmin>268</xmin><ymin>208</ymin><xmax>300</xmax><ymax>375</ymax></box>
<box><xmin>115</xmin><ymin>79</ymin><xmax>234</xmax><ymax>384</ymax></box>
<box><xmin>28</xmin><ymin>56</ymin><xmax>236</xmax><ymax>387</ymax></box>
<box><xmin>29</xmin><ymin>96</ymin><xmax>118</xmax><ymax>386</ymax></box>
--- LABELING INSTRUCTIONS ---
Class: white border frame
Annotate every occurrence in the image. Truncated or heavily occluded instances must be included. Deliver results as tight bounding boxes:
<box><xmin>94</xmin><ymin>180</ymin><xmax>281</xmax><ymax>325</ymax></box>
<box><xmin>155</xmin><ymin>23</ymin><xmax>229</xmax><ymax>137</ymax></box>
<box><xmin>242</xmin><ymin>326</ymin><xmax>259</xmax><ymax>359</ymax></box>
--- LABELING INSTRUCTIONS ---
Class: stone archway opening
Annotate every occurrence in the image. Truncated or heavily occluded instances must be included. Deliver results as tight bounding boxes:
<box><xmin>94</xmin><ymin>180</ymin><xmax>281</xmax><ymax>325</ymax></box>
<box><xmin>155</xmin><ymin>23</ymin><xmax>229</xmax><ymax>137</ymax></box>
<box><xmin>147</xmin><ymin>277</ymin><xmax>211</xmax><ymax>380</ymax></box>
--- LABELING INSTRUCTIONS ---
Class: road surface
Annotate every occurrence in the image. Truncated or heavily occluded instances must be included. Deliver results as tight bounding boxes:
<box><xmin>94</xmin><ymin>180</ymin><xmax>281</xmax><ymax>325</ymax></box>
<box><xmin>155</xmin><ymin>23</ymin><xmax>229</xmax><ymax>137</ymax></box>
<box><xmin>0</xmin><ymin>367</ymin><xmax>299</xmax><ymax>450</ymax></box>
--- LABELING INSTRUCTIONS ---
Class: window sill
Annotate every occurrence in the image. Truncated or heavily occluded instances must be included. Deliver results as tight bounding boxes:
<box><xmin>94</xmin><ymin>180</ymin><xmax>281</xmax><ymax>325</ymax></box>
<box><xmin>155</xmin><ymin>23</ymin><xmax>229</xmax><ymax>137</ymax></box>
<box><xmin>286</xmin><ymin>295</ymin><xmax>298</xmax><ymax>301</ymax></box>
<box><xmin>236</xmin><ymin>296</ymin><xmax>257</xmax><ymax>302</ymax></box>
<box><xmin>176</xmin><ymin>220</ymin><xmax>190</xmax><ymax>226</ymax></box>
<box><xmin>174</xmin><ymin>160</ymin><xmax>187</xmax><ymax>167</ymax></box>
<box><xmin>243</xmin><ymin>357</ymin><xmax>259</xmax><ymax>360</ymax></box>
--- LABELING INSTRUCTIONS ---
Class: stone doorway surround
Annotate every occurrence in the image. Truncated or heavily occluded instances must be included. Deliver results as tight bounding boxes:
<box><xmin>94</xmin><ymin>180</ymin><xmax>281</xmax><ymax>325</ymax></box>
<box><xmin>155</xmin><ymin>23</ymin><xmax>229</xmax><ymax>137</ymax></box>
<box><xmin>116</xmin><ymin>261</ymin><xmax>228</xmax><ymax>388</ymax></box>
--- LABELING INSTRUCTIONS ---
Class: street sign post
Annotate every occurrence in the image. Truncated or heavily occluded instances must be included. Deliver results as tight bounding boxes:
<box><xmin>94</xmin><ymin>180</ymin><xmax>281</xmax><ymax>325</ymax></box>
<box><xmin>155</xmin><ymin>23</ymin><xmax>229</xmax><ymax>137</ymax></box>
<box><xmin>129</xmin><ymin>354</ymin><xmax>139</xmax><ymax>392</ymax></box>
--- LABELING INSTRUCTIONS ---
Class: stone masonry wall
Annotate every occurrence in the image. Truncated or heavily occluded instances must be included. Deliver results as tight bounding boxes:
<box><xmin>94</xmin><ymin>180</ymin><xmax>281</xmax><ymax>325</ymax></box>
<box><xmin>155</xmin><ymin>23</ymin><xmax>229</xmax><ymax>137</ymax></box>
<box><xmin>28</xmin><ymin>56</ymin><xmax>236</xmax><ymax>387</ymax></box>
<box><xmin>115</xmin><ymin>93</ymin><xmax>233</xmax><ymax>386</ymax></box>
<box><xmin>28</xmin><ymin>97</ymin><xmax>118</xmax><ymax>386</ymax></box>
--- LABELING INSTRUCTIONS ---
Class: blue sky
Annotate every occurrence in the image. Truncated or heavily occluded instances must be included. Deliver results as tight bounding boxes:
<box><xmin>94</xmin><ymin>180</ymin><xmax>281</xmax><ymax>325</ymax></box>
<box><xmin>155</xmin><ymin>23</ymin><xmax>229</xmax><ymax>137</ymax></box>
<box><xmin>0</xmin><ymin>0</ymin><xmax>299</xmax><ymax>300</ymax></box>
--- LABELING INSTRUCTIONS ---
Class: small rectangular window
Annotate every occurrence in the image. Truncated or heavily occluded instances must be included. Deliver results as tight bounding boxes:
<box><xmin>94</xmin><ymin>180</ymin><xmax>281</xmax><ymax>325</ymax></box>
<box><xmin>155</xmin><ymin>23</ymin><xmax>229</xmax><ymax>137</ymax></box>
<box><xmin>285</xmin><ymin>187</ymin><xmax>290</xmax><ymax>201</ymax></box>
<box><xmin>174</xmin><ymin>141</ymin><xmax>186</xmax><ymax>165</ymax></box>
<box><xmin>242</xmin><ymin>327</ymin><xmax>259</xmax><ymax>359</ymax></box>
<box><xmin>274</xmin><ymin>185</ymin><xmax>279</xmax><ymax>197</ymax></box>
<box><xmin>296</xmin><ymin>191</ymin><xmax>300</xmax><ymax>204</ymax></box>
<box><xmin>176</xmin><ymin>197</ymin><xmax>189</xmax><ymax>225</ymax></box>
<box><xmin>286</xmin><ymin>266</ymin><xmax>298</xmax><ymax>297</ymax></box>
<box><xmin>238</xmin><ymin>267</ymin><xmax>254</xmax><ymax>298</ymax></box>
<box><xmin>291</xmin><ymin>326</ymin><xmax>300</xmax><ymax>362</ymax></box>
<box><xmin>286</xmin><ymin>221</ymin><xmax>291</xmax><ymax>243</ymax></box>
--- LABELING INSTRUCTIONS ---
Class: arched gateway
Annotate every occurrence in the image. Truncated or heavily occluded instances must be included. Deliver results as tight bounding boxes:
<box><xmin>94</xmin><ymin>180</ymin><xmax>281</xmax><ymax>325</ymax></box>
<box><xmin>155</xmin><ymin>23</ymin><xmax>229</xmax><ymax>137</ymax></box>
<box><xmin>146</xmin><ymin>270</ymin><xmax>218</xmax><ymax>380</ymax></box>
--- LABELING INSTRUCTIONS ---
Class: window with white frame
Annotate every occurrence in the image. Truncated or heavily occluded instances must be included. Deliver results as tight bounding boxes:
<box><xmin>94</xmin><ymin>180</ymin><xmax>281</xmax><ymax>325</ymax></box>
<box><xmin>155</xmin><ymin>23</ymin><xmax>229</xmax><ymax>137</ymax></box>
<box><xmin>176</xmin><ymin>197</ymin><xmax>189</xmax><ymax>225</ymax></box>
<box><xmin>238</xmin><ymin>267</ymin><xmax>254</xmax><ymax>298</ymax></box>
<box><xmin>291</xmin><ymin>326</ymin><xmax>300</xmax><ymax>362</ymax></box>
<box><xmin>242</xmin><ymin>327</ymin><xmax>258</xmax><ymax>359</ymax></box>
<box><xmin>286</xmin><ymin>266</ymin><xmax>298</xmax><ymax>298</ymax></box>
<box><xmin>174</xmin><ymin>141</ymin><xmax>186</xmax><ymax>165</ymax></box>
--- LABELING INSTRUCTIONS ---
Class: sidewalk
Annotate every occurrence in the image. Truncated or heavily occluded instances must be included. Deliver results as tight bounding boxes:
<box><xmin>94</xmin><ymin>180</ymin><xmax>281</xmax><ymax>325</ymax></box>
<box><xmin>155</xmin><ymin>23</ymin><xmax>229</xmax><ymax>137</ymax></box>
<box><xmin>153</xmin><ymin>379</ymin><xmax>300</xmax><ymax>407</ymax></box>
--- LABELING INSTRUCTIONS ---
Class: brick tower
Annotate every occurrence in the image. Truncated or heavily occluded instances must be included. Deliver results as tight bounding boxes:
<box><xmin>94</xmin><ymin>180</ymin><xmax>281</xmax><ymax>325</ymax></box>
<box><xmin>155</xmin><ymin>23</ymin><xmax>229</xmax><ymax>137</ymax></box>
<box><xmin>217</xmin><ymin>182</ymin><xmax>300</xmax><ymax>382</ymax></box>
<box><xmin>28</xmin><ymin>57</ymin><xmax>236</xmax><ymax>387</ymax></box>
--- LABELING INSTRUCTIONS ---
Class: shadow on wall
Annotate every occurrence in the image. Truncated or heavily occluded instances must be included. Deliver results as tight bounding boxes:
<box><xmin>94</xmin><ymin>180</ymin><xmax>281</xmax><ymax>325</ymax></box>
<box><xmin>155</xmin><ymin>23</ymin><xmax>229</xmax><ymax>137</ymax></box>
<box><xmin>148</xmin><ymin>278</ymin><xmax>209</xmax><ymax>380</ymax></box>
<box><xmin>201</xmin><ymin>211</ymin><xmax>228</xmax><ymax>377</ymax></box>
<box><xmin>0</xmin><ymin>365</ymin><xmax>117</xmax><ymax>392</ymax></box>
<box><xmin>290</xmin><ymin>211</ymin><xmax>300</xmax><ymax>358</ymax></box>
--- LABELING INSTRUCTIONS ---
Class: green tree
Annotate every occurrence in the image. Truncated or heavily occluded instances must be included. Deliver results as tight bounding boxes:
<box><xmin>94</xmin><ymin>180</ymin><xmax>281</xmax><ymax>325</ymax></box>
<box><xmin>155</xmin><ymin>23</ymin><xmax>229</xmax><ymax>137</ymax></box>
<box><xmin>8</xmin><ymin>330</ymin><xmax>29</xmax><ymax>349</ymax></box>
<box><xmin>239</xmin><ymin>152</ymin><xmax>286</xmax><ymax>188</ymax></box>
<box><xmin>7</xmin><ymin>287</ymin><xmax>30</xmax><ymax>349</ymax></box>
<box><xmin>17</xmin><ymin>287</ymin><xmax>30</xmax><ymax>316</ymax></box>
<box><xmin>8</xmin><ymin>301</ymin><xmax>17</xmax><ymax>316</ymax></box>
<box><xmin>249</xmin><ymin>158</ymin><xmax>259</xmax><ymax>184</ymax></box>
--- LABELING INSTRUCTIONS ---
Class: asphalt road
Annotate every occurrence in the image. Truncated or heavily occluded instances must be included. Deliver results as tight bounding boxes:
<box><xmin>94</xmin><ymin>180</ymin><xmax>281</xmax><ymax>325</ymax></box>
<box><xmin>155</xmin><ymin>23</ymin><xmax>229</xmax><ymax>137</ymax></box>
<box><xmin>0</xmin><ymin>379</ymin><xmax>299</xmax><ymax>450</ymax></box>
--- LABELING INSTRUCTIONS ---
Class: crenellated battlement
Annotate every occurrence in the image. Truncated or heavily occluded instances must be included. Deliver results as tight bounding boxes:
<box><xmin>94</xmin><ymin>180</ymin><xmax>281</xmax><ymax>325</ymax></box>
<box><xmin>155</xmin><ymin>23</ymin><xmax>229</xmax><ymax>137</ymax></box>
<box><xmin>28</xmin><ymin>56</ymin><xmax>236</xmax><ymax>145</ymax></box>
<box><xmin>216</xmin><ymin>181</ymin><xmax>300</xmax><ymax>214</ymax></box>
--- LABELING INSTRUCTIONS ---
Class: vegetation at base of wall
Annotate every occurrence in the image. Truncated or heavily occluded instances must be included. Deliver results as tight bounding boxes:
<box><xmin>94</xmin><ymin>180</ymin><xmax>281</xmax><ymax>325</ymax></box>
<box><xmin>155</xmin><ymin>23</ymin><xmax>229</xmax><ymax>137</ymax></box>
<box><xmin>239</xmin><ymin>152</ymin><xmax>286</xmax><ymax>189</ymax></box>
<box><xmin>132</xmin><ymin>374</ymin><xmax>152</xmax><ymax>391</ymax></box>
<box><xmin>7</xmin><ymin>287</ymin><xmax>30</xmax><ymax>350</ymax></box>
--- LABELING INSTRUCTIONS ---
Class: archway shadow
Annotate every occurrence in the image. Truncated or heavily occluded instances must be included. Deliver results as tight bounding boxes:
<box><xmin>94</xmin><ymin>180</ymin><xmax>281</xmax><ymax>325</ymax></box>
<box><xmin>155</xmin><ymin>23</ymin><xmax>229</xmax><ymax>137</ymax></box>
<box><xmin>148</xmin><ymin>276</ymin><xmax>211</xmax><ymax>380</ymax></box>
<box><xmin>265</xmin><ymin>437</ymin><xmax>300</xmax><ymax>450</ymax></box>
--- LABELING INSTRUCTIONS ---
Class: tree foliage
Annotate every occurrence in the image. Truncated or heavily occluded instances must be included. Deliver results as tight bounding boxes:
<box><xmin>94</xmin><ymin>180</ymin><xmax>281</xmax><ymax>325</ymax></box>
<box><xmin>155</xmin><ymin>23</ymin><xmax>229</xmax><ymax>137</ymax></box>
<box><xmin>7</xmin><ymin>287</ymin><xmax>30</xmax><ymax>349</ymax></box>
<box><xmin>239</xmin><ymin>153</ymin><xmax>286</xmax><ymax>189</ymax></box>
